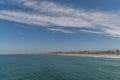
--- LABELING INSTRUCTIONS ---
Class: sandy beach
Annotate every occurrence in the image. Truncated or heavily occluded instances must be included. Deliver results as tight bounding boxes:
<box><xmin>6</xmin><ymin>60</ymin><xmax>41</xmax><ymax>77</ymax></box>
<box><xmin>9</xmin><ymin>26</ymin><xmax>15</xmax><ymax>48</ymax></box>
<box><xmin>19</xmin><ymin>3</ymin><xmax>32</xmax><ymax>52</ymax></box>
<box><xmin>54</xmin><ymin>53</ymin><xmax>120</xmax><ymax>58</ymax></box>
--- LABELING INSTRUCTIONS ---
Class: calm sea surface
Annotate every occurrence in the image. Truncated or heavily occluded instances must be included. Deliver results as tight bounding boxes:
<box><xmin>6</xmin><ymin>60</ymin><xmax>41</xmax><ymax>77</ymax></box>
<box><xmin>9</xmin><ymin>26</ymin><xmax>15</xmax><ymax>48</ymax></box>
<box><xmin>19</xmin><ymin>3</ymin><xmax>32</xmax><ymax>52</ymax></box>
<box><xmin>0</xmin><ymin>54</ymin><xmax>120</xmax><ymax>80</ymax></box>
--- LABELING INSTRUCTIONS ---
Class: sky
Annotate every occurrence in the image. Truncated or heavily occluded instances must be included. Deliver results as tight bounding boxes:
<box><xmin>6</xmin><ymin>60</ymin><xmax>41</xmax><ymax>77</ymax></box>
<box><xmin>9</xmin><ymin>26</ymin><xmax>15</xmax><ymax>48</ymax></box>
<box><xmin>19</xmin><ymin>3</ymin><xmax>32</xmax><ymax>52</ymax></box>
<box><xmin>0</xmin><ymin>0</ymin><xmax>120</xmax><ymax>53</ymax></box>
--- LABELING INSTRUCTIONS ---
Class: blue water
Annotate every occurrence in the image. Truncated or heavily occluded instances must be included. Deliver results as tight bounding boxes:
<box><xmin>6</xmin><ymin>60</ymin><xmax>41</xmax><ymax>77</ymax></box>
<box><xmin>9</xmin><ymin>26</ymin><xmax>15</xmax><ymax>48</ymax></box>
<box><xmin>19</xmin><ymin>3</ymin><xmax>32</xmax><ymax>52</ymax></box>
<box><xmin>0</xmin><ymin>54</ymin><xmax>120</xmax><ymax>80</ymax></box>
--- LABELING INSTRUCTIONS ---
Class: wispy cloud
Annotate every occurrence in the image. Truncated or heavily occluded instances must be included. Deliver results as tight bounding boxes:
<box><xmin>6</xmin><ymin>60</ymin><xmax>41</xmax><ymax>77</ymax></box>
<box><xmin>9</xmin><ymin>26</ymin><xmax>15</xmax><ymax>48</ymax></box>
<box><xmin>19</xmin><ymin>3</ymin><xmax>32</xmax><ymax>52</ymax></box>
<box><xmin>48</xmin><ymin>28</ymin><xmax>75</xmax><ymax>34</ymax></box>
<box><xmin>81</xmin><ymin>29</ymin><xmax>104</xmax><ymax>35</ymax></box>
<box><xmin>0</xmin><ymin>0</ymin><xmax>120</xmax><ymax>36</ymax></box>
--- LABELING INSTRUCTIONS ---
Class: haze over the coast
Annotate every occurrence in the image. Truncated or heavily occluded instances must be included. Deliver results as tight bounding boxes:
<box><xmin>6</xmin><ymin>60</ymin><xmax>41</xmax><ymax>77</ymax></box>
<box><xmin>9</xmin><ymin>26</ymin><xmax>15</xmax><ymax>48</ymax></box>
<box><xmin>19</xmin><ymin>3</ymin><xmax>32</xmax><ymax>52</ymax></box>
<box><xmin>0</xmin><ymin>0</ymin><xmax>120</xmax><ymax>53</ymax></box>
<box><xmin>0</xmin><ymin>50</ymin><xmax>47</xmax><ymax>54</ymax></box>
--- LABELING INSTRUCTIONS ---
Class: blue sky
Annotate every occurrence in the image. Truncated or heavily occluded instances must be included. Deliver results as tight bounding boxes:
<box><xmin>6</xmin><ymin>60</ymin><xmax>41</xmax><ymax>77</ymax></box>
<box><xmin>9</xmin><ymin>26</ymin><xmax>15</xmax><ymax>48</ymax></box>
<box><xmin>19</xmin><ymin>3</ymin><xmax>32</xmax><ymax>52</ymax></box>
<box><xmin>0</xmin><ymin>0</ymin><xmax>120</xmax><ymax>53</ymax></box>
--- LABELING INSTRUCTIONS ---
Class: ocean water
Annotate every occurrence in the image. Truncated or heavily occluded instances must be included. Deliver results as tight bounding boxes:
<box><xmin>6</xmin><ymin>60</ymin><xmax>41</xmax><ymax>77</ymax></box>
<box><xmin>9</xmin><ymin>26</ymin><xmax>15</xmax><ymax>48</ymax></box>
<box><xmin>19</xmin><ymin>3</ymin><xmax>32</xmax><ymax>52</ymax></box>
<box><xmin>0</xmin><ymin>54</ymin><xmax>120</xmax><ymax>80</ymax></box>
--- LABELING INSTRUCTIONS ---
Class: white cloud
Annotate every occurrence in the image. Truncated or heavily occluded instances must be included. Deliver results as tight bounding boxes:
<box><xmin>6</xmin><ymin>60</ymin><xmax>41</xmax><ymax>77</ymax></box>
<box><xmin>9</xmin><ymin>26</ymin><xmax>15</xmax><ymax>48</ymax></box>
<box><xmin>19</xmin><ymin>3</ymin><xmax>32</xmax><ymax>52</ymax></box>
<box><xmin>81</xmin><ymin>29</ymin><xmax>104</xmax><ymax>35</ymax></box>
<box><xmin>0</xmin><ymin>10</ymin><xmax>92</xmax><ymax>27</ymax></box>
<box><xmin>0</xmin><ymin>0</ymin><xmax>120</xmax><ymax>36</ymax></box>
<box><xmin>48</xmin><ymin>28</ymin><xmax>75</xmax><ymax>34</ymax></box>
<box><xmin>103</xmin><ymin>28</ymin><xmax>120</xmax><ymax>37</ymax></box>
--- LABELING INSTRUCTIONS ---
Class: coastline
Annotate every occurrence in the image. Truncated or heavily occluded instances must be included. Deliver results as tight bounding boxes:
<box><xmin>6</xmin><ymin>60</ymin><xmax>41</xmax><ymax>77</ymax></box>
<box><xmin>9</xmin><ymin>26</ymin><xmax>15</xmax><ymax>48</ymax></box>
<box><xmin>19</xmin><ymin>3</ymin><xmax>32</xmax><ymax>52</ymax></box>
<box><xmin>53</xmin><ymin>53</ymin><xmax>120</xmax><ymax>58</ymax></box>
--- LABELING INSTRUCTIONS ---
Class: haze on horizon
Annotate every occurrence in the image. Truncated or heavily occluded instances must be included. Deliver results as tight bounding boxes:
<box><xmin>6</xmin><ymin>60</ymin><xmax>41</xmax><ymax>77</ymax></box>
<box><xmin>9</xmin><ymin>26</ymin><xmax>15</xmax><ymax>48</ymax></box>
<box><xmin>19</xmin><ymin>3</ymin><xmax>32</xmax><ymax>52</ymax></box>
<box><xmin>0</xmin><ymin>0</ymin><xmax>120</xmax><ymax>53</ymax></box>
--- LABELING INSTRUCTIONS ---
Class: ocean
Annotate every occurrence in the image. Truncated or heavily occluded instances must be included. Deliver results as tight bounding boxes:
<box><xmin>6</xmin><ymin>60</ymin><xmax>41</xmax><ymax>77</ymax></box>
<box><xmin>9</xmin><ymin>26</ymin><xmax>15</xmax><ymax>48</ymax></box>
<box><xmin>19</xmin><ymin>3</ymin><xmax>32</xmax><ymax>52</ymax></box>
<box><xmin>0</xmin><ymin>54</ymin><xmax>120</xmax><ymax>80</ymax></box>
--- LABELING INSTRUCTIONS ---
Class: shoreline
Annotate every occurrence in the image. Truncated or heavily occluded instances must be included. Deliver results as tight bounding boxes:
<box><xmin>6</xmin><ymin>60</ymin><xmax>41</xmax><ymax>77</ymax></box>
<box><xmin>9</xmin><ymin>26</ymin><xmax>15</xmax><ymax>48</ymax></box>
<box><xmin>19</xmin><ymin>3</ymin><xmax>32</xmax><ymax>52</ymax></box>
<box><xmin>53</xmin><ymin>54</ymin><xmax>120</xmax><ymax>58</ymax></box>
